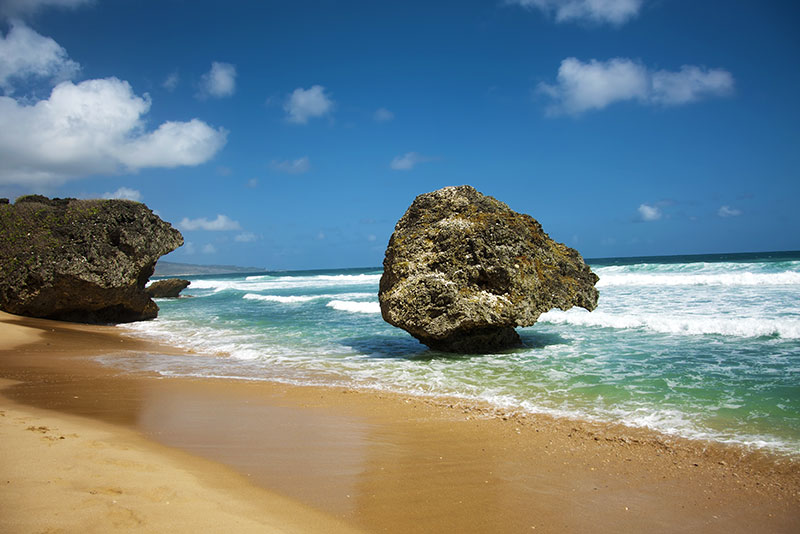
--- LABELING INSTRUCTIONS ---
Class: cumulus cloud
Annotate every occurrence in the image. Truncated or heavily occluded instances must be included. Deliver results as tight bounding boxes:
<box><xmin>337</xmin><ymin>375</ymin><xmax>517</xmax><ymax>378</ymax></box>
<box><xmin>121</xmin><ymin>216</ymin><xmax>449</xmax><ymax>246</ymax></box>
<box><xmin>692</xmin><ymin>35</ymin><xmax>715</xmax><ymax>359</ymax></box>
<box><xmin>0</xmin><ymin>22</ymin><xmax>80</xmax><ymax>93</ymax></box>
<box><xmin>284</xmin><ymin>85</ymin><xmax>333</xmax><ymax>124</ymax></box>
<box><xmin>162</xmin><ymin>71</ymin><xmax>179</xmax><ymax>91</ymax></box>
<box><xmin>201</xmin><ymin>243</ymin><xmax>216</xmax><ymax>254</ymax></box>
<box><xmin>0</xmin><ymin>77</ymin><xmax>227</xmax><ymax>185</ymax></box>
<box><xmin>270</xmin><ymin>156</ymin><xmax>310</xmax><ymax>174</ymax></box>
<box><xmin>539</xmin><ymin>57</ymin><xmax>733</xmax><ymax>116</ymax></box>
<box><xmin>198</xmin><ymin>61</ymin><xmax>236</xmax><ymax>99</ymax></box>
<box><xmin>718</xmin><ymin>205</ymin><xmax>742</xmax><ymax>218</ymax></box>
<box><xmin>507</xmin><ymin>0</ymin><xmax>643</xmax><ymax>25</ymax></box>
<box><xmin>234</xmin><ymin>232</ymin><xmax>258</xmax><ymax>243</ymax></box>
<box><xmin>637</xmin><ymin>203</ymin><xmax>662</xmax><ymax>221</ymax></box>
<box><xmin>101</xmin><ymin>186</ymin><xmax>142</xmax><ymax>201</ymax></box>
<box><xmin>179</xmin><ymin>214</ymin><xmax>242</xmax><ymax>231</ymax></box>
<box><xmin>373</xmin><ymin>107</ymin><xmax>394</xmax><ymax>122</ymax></box>
<box><xmin>0</xmin><ymin>0</ymin><xmax>92</xmax><ymax>18</ymax></box>
<box><xmin>390</xmin><ymin>152</ymin><xmax>431</xmax><ymax>171</ymax></box>
<box><xmin>650</xmin><ymin>66</ymin><xmax>735</xmax><ymax>106</ymax></box>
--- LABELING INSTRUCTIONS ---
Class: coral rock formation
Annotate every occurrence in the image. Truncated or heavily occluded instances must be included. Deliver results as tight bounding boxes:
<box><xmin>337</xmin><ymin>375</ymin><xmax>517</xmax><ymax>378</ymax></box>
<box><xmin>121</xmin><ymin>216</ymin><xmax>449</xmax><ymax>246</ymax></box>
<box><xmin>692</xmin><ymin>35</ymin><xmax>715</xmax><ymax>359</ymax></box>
<box><xmin>379</xmin><ymin>186</ymin><xmax>598</xmax><ymax>353</ymax></box>
<box><xmin>0</xmin><ymin>195</ymin><xmax>183</xmax><ymax>323</ymax></box>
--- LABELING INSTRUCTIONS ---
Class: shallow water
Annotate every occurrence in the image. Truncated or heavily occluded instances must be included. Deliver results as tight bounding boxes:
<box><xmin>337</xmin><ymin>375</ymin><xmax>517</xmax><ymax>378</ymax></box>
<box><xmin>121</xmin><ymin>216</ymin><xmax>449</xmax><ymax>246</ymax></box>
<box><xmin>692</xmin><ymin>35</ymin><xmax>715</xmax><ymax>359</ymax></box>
<box><xmin>113</xmin><ymin>252</ymin><xmax>800</xmax><ymax>456</ymax></box>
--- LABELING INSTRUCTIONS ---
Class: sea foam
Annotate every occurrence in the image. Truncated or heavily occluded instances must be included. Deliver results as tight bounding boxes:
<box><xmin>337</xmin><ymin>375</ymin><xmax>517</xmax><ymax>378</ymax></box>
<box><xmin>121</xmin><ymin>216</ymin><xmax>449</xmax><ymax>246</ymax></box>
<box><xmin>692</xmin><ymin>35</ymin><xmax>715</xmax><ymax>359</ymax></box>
<box><xmin>595</xmin><ymin>271</ymin><xmax>800</xmax><ymax>288</ymax></box>
<box><xmin>539</xmin><ymin>309</ymin><xmax>800</xmax><ymax>339</ymax></box>
<box><xmin>189</xmin><ymin>273</ymin><xmax>382</xmax><ymax>293</ymax></box>
<box><xmin>326</xmin><ymin>300</ymin><xmax>381</xmax><ymax>314</ymax></box>
<box><xmin>243</xmin><ymin>294</ymin><xmax>320</xmax><ymax>303</ymax></box>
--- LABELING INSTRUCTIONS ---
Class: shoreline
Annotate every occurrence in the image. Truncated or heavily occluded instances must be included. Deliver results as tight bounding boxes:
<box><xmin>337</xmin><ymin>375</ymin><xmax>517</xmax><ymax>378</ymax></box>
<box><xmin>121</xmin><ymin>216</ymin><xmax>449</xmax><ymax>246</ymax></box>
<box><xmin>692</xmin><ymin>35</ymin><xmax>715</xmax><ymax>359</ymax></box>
<box><xmin>1</xmin><ymin>311</ymin><xmax>798</xmax><ymax>533</ymax></box>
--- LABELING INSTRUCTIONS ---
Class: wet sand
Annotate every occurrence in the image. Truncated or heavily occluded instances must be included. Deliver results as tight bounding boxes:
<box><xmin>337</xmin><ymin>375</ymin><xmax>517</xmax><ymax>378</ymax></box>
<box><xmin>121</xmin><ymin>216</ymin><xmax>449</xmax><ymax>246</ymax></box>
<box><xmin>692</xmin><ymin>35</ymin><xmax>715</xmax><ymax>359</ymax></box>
<box><xmin>1</xmin><ymin>311</ymin><xmax>798</xmax><ymax>533</ymax></box>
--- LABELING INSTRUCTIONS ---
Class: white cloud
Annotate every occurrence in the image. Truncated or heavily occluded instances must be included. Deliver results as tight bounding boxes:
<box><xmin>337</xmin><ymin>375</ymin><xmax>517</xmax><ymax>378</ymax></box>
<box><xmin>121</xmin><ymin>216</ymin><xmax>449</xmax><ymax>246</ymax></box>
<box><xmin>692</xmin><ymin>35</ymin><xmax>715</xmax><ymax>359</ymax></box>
<box><xmin>390</xmin><ymin>152</ymin><xmax>430</xmax><ymax>171</ymax></box>
<box><xmin>246</xmin><ymin>178</ymin><xmax>258</xmax><ymax>188</ymax></box>
<box><xmin>202</xmin><ymin>243</ymin><xmax>216</xmax><ymax>254</ymax></box>
<box><xmin>507</xmin><ymin>0</ymin><xmax>643</xmax><ymax>25</ymax></box>
<box><xmin>0</xmin><ymin>77</ymin><xmax>227</xmax><ymax>185</ymax></box>
<box><xmin>270</xmin><ymin>156</ymin><xmax>310</xmax><ymax>174</ymax></box>
<box><xmin>162</xmin><ymin>71</ymin><xmax>179</xmax><ymax>91</ymax></box>
<box><xmin>198</xmin><ymin>61</ymin><xmax>236</xmax><ymax>99</ymax></box>
<box><xmin>284</xmin><ymin>85</ymin><xmax>333</xmax><ymax>124</ymax></box>
<box><xmin>0</xmin><ymin>0</ymin><xmax>91</xmax><ymax>18</ymax></box>
<box><xmin>118</xmin><ymin>118</ymin><xmax>227</xmax><ymax>169</ymax></box>
<box><xmin>637</xmin><ymin>203</ymin><xmax>662</xmax><ymax>221</ymax></box>
<box><xmin>234</xmin><ymin>232</ymin><xmax>258</xmax><ymax>243</ymax></box>
<box><xmin>718</xmin><ymin>205</ymin><xmax>742</xmax><ymax>218</ymax></box>
<box><xmin>651</xmin><ymin>66</ymin><xmax>735</xmax><ymax>106</ymax></box>
<box><xmin>539</xmin><ymin>57</ymin><xmax>733</xmax><ymax>116</ymax></box>
<box><xmin>539</xmin><ymin>57</ymin><xmax>647</xmax><ymax>115</ymax></box>
<box><xmin>0</xmin><ymin>22</ymin><xmax>80</xmax><ymax>93</ymax></box>
<box><xmin>373</xmin><ymin>107</ymin><xmax>394</xmax><ymax>122</ymax></box>
<box><xmin>102</xmin><ymin>186</ymin><xmax>142</xmax><ymax>201</ymax></box>
<box><xmin>178</xmin><ymin>214</ymin><xmax>242</xmax><ymax>231</ymax></box>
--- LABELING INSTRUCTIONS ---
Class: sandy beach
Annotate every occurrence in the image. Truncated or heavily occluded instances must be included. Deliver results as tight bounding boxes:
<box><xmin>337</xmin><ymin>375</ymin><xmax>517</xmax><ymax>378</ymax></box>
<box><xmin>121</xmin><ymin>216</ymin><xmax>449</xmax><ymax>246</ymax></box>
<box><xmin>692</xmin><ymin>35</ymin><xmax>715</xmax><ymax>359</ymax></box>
<box><xmin>1</xmin><ymin>310</ymin><xmax>798</xmax><ymax>533</ymax></box>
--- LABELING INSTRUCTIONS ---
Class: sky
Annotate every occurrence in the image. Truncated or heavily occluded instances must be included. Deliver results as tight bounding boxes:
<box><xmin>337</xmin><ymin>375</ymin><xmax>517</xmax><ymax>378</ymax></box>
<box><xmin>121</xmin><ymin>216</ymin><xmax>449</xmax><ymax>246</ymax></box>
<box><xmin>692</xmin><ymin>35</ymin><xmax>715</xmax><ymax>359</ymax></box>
<box><xmin>0</xmin><ymin>0</ymin><xmax>798</xmax><ymax>270</ymax></box>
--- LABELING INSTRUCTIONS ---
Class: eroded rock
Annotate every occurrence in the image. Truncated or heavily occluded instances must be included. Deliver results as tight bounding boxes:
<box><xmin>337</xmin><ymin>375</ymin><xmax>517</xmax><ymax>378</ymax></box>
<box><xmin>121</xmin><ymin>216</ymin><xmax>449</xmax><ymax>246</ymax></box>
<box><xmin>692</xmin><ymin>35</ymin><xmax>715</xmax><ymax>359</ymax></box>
<box><xmin>0</xmin><ymin>195</ymin><xmax>183</xmax><ymax>323</ymax></box>
<box><xmin>378</xmin><ymin>185</ymin><xmax>598</xmax><ymax>353</ymax></box>
<box><xmin>145</xmin><ymin>279</ymin><xmax>191</xmax><ymax>298</ymax></box>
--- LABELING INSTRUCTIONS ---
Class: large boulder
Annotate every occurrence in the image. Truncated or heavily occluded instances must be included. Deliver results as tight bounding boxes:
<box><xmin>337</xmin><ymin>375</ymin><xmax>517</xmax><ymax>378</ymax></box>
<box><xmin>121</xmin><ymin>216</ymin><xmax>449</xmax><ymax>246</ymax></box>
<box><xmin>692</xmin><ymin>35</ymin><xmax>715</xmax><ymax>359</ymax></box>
<box><xmin>379</xmin><ymin>185</ymin><xmax>599</xmax><ymax>353</ymax></box>
<box><xmin>146</xmin><ymin>278</ymin><xmax>191</xmax><ymax>298</ymax></box>
<box><xmin>0</xmin><ymin>195</ymin><xmax>183</xmax><ymax>323</ymax></box>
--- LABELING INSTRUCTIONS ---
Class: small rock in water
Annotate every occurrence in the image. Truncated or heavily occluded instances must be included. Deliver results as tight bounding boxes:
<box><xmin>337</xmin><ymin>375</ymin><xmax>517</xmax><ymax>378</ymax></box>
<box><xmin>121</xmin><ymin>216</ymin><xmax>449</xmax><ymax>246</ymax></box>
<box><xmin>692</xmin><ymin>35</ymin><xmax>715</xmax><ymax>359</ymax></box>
<box><xmin>145</xmin><ymin>279</ymin><xmax>191</xmax><ymax>298</ymax></box>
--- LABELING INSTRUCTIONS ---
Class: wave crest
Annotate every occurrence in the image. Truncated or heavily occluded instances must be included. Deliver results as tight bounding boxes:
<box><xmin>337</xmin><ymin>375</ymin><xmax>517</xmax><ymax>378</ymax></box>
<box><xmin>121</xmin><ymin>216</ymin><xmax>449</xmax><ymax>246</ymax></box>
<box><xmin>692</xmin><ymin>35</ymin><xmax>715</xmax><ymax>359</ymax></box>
<box><xmin>326</xmin><ymin>300</ymin><xmax>381</xmax><ymax>314</ymax></box>
<box><xmin>596</xmin><ymin>271</ymin><xmax>800</xmax><ymax>288</ymax></box>
<box><xmin>539</xmin><ymin>310</ymin><xmax>800</xmax><ymax>339</ymax></box>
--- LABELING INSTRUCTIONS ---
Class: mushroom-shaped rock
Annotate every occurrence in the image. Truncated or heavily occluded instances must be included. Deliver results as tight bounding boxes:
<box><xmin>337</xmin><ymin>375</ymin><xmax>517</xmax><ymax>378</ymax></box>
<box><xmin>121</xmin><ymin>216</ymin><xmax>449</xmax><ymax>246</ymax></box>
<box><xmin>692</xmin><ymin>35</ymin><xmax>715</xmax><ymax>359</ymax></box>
<box><xmin>0</xmin><ymin>195</ymin><xmax>183</xmax><ymax>324</ymax></box>
<box><xmin>378</xmin><ymin>185</ymin><xmax>598</xmax><ymax>353</ymax></box>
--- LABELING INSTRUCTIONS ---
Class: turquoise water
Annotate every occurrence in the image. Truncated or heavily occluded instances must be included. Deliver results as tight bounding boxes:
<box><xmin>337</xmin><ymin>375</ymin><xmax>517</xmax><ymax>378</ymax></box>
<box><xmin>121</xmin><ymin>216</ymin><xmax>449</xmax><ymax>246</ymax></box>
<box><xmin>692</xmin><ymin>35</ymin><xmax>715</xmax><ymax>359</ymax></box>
<box><xmin>114</xmin><ymin>252</ymin><xmax>800</xmax><ymax>456</ymax></box>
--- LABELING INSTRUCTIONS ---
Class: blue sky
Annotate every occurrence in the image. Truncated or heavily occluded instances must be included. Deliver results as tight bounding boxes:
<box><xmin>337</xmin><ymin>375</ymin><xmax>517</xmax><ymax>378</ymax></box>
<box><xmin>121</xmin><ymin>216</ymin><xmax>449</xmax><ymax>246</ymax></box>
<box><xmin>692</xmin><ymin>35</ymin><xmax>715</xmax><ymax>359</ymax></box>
<box><xmin>1</xmin><ymin>0</ymin><xmax>798</xmax><ymax>269</ymax></box>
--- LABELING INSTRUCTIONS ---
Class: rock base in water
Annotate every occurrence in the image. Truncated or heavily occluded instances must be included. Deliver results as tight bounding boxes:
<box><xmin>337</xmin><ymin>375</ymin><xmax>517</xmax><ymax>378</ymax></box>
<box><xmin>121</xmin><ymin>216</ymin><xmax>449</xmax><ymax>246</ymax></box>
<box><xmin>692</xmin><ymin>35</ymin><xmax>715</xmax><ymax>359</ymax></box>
<box><xmin>424</xmin><ymin>326</ymin><xmax>522</xmax><ymax>354</ymax></box>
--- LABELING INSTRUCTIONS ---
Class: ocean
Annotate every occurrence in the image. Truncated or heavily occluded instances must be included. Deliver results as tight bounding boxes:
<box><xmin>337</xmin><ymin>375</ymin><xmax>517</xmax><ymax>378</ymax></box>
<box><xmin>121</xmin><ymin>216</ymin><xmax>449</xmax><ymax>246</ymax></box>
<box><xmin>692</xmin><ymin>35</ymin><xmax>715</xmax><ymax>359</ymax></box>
<box><xmin>113</xmin><ymin>251</ymin><xmax>800</xmax><ymax>457</ymax></box>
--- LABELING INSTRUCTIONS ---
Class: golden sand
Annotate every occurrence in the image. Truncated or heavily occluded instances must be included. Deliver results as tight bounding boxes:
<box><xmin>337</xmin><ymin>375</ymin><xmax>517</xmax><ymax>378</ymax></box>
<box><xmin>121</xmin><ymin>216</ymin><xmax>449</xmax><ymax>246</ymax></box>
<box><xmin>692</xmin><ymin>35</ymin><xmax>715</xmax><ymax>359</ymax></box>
<box><xmin>1</xmin><ymin>311</ymin><xmax>798</xmax><ymax>533</ymax></box>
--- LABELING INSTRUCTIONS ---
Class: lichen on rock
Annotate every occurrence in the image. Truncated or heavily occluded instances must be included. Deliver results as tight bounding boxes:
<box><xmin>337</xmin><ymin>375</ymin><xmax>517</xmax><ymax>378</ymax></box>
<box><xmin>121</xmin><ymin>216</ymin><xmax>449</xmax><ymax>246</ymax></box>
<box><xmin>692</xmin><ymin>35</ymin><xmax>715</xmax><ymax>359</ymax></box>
<box><xmin>378</xmin><ymin>185</ymin><xmax>599</xmax><ymax>353</ymax></box>
<box><xmin>0</xmin><ymin>195</ymin><xmax>183</xmax><ymax>323</ymax></box>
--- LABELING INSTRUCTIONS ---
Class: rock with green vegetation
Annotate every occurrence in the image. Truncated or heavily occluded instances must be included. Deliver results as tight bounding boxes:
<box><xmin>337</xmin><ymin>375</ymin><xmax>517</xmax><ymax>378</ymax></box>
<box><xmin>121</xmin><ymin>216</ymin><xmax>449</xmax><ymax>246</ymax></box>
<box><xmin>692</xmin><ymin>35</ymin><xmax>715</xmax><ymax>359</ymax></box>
<box><xmin>378</xmin><ymin>185</ymin><xmax>599</xmax><ymax>353</ymax></box>
<box><xmin>145</xmin><ymin>278</ymin><xmax>191</xmax><ymax>298</ymax></box>
<box><xmin>0</xmin><ymin>195</ymin><xmax>183</xmax><ymax>323</ymax></box>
